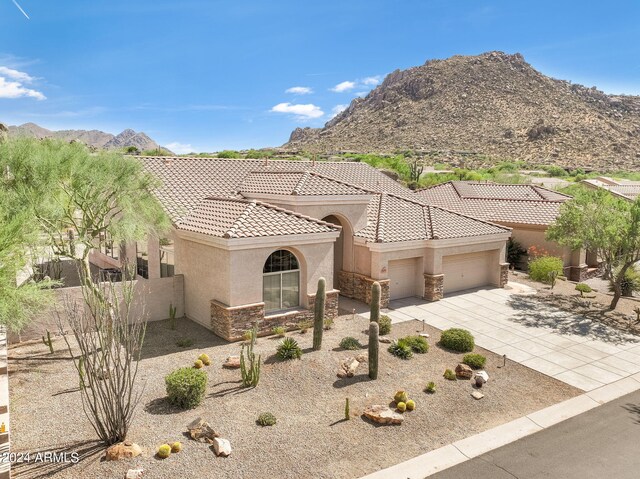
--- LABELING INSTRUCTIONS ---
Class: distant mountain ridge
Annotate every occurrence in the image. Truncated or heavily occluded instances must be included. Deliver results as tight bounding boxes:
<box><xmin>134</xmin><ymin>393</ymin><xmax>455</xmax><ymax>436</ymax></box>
<box><xmin>284</xmin><ymin>51</ymin><xmax>640</xmax><ymax>170</ymax></box>
<box><xmin>5</xmin><ymin>122</ymin><xmax>164</xmax><ymax>152</ymax></box>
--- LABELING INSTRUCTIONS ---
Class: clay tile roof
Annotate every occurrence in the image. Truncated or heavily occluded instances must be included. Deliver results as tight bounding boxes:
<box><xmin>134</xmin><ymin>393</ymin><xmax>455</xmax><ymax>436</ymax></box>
<box><xmin>239</xmin><ymin>171</ymin><xmax>371</xmax><ymax>196</ymax></box>
<box><xmin>139</xmin><ymin>156</ymin><xmax>413</xmax><ymax>222</ymax></box>
<box><xmin>355</xmin><ymin>193</ymin><xmax>509</xmax><ymax>243</ymax></box>
<box><xmin>415</xmin><ymin>181</ymin><xmax>570</xmax><ymax>226</ymax></box>
<box><xmin>176</xmin><ymin>197</ymin><xmax>340</xmax><ymax>238</ymax></box>
<box><xmin>607</xmin><ymin>185</ymin><xmax>640</xmax><ymax>201</ymax></box>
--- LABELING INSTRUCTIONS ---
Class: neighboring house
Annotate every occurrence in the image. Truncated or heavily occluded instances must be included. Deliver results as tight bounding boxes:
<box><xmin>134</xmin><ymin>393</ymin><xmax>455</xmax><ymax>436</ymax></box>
<box><xmin>415</xmin><ymin>181</ymin><xmax>599</xmax><ymax>281</ymax></box>
<box><xmin>91</xmin><ymin>158</ymin><xmax>511</xmax><ymax>341</ymax></box>
<box><xmin>581</xmin><ymin>177</ymin><xmax>640</xmax><ymax>202</ymax></box>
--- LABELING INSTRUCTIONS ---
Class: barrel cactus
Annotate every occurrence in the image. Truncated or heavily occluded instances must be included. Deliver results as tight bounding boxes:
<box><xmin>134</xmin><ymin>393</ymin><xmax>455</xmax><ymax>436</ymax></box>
<box><xmin>157</xmin><ymin>444</ymin><xmax>171</xmax><ymax>459</ymax></box>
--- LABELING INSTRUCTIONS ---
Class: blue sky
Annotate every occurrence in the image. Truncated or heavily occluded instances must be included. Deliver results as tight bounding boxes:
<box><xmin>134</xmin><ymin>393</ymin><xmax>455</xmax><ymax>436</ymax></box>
<box><xmin>1</xmin><ymin>1</ymin><xmax>639</xmax><ymax>152</ymax></box>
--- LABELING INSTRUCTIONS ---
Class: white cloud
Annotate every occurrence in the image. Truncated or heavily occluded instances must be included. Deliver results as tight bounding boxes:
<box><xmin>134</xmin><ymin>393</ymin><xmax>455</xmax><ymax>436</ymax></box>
<box><xmin>0</xmin><ymin>66</ymin><xmax>34</xmax><ymax>82</ymax></box>
<box><xmin>331</xmin><ymin>81</ymin><xmax>356</xmax><ymax>93</ymax></box>
<box><xmin>0</xmin><ymin>76</ymin><xmax>45</xmax><ymax>100</ymax></box>
<box><xmin>331</xmin><ymin>104</ymin><xmax>348</xmax><ymax>118</ymax></box>
<box><xmin>285</xmin><ymin>86</ymin><xmax>313</xmax><ymax>95</ymax></box>
<box><xmin>270</xmin><ymin>102</ymin><xmax>324</xmax><ymax>119</ymax></box>
<box><xmin>165</xmin><ymin>142</ymin><xmax>194</xmax><ymax>154</ymax></box>
<box><xmin>362</xmin><ymin>76</ymin><xmax>381</xmax><ymax>86</ymax></box>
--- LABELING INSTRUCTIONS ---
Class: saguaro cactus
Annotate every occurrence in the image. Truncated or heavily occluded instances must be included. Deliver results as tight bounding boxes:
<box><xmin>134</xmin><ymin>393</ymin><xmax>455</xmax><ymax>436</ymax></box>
<box><xmin>313</xmin><ymin>277</ymin><xmax>326</xmax><ymax>351</ymax></box>
<box><xmin>368</xmin><ymin>321</ymin><xmax>379</xmax><ymax>380</ymax></box>
<box><xmin>42</xmin><ymin>330</ymin><xmax>54</xmax><ymax>354</ymax></box>
<box><xmin>370</xmin><ymin>281</ymin><xmax>381</xmax><ymax>324</ymax></box>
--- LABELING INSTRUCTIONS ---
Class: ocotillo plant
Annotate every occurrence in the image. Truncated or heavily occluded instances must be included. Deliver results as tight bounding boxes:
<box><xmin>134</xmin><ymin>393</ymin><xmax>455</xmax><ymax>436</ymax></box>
<box><xmin>370</xmin><ymin>282</ymin><xmax>381</xmax><ymax>324</ymax></box>
<box><xmin>240</xmin><ymin>326</ymin><xmax>261</xmax><ymax>387</ymax></box>
<box><xmin>42</xmin><ymin>330</ymin><xmax>54</xmax><ymax>354</ymax></box>
<box><xmin>368</xmin><ymin>321</ymin><xmax>379</xmax><ymax>380</ymax></box>
<box><xmin>312</xmin><ymin>277</ymin><xmax>326</xmax><ymax>351</ymax></box>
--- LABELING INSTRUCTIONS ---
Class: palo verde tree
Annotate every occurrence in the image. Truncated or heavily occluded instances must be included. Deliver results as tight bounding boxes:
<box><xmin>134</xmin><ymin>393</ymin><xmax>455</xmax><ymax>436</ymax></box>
<box><xmin>1</xmin><ymin>137</ymin><xmax>170</xmax><ymax>299</ymax></box>
<box><xmin>547</xmin><ymin>189</ymin><xmax>640</xmax><ymax>309</ymax></box>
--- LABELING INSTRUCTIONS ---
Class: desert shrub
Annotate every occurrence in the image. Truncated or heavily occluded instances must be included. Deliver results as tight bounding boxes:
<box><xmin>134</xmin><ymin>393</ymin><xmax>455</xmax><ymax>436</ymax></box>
<box><xmin>507</xmin><ymin>238</ymin><xmax>526</xmax><ymax>268</ymax></box>
<box><xmin>575</xmin><ymin>283</ymin><xmax>592</xmax><ymax>297</ymax></box>
<box><xmin>165</xmin><ymin>367</ymin><xmax>207</xmax><ymax>409</ymax></box>
<box><xmin>157</xmin><ymin>444</ymin><xmax>171</xmax><ymax>458</ymax></box>
<box><xmin>609</xmin><ymin>266</ymin><xmax>640</xmax><ymax>297</ymax></box>
<box><xmin>217</xmin><ymin>149</ymin><xmax>241</xmax><ymax>158</ymax></box>
<box><xmin>425</xmin><ymin>381</ymin><xmax>436</xmax><ymax>393</ymax></box>
<box><xmin>388</xmin><ymin>339</ymin><xmax>413</xmax><ymax>360</ymax></box>
<box><xmin>324</xmin><ymin>318</ymin><xmax>334</xmax><ymax>330</ymax></box>
<box><xmin>276</xmin><ymin>337</ymin><xmax>302</xmax><ymax>360</ymax></box>
<box><xmin>379</xmin><ymin>315</ymin><xmax>392</xmax><ymax>335</ymax></box>
<box><xmin>176</xmin><ymin>338</ymin><xmax>193</xmax><ymax>348</ymax></box>
<box><xmin>339</xmin><ymin>337</ymin><xmax>362</xmax><ymax>350</ymax></box>
<box><xmin>443</xmin><ymin>369</ymin><xmax>457</xmax><ymax>380</ymax></box>
<box><xmin>528</xmin><ymin>256</ymin><xmax>563</xmax><ymax>284</ymax></box>
<box><xmin>297</xmin><ymin>320</ymin><xmax>312</xmax><ymax>333</ymax></box>
<box><xmin>462</xmin><ymin>353</ymin><xmax>487</xmax><ymax>369</ymax></box>
<box><xmin>439</xmin><ymin>328</ymin><xmax>475</xmax><ymax>352</ymax></box>
<box><xmin>271</xmin><ymin>326</ymin><xmax>286</xmax><ymax>337</ymax></box>
<box><xmin>401</xmin><ymin>335</ymin><xmax>429</xmax><ymax>353</ymax></box>
<box><xmin>257</xmin><ymin>412</ymin><xmax>277</xmax><ymax>426</ymax></box>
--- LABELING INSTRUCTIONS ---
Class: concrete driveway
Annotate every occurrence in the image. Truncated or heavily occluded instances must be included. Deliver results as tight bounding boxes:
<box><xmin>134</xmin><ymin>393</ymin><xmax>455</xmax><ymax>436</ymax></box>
<box><xmin>365</xmin><ymin>284</ymin><xmax>640</xmax><ymax>391</ymax></box>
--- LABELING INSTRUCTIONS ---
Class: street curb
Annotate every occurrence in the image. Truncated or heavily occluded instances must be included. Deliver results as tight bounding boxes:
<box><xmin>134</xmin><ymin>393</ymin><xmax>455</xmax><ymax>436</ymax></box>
<box><xmin>359</xmin><ymin>374</ymin><xmax>640</xmax><ymax>479</ymax></box>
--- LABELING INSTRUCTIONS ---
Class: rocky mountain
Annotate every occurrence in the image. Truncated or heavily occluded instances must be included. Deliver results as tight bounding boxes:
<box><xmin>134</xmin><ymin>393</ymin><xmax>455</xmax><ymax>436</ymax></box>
<box><xmin>5</xmin><ymin>122</ymin><xmax>162</xmax><ymax>152</ymax></box>
<box><xmin>285</xmin><ymin>51</ymin><xmax>640</xmax><ymax>170</ymax></box>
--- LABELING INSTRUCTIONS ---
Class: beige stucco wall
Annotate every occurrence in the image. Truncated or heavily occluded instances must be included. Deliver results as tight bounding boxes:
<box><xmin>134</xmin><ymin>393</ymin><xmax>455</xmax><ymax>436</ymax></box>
<box><xmin>228</xmin><ymin>241</ymin><xmax>334</xmax><ymax>308</ymax></box>
<box><xmin>507</xmin><ymin>225</ymin><xmax>573</xmax><ymax>266</ymax></box>
<box><xmin>175</xmin><ymin>237</ymin><xmax>230</xmax><ymax>328</ymax></box>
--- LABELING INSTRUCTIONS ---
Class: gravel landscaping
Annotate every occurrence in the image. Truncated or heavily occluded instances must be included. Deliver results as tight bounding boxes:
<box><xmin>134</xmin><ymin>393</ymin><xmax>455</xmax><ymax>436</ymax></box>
<box><xmin>10</xmin><ymin>312</ymin><xmax>580</xmax><ymax>479</ymax></box>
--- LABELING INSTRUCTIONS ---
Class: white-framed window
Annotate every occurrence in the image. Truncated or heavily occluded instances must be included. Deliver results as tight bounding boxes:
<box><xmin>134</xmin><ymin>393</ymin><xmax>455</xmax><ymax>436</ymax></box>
<box><xmin>263</xmin><ymin>250</ymin><xmax>300</xmax><ymax>312</ymax></box>
<box><xmin>99</xmin><ymin>232</ymin><xmax>119</xmax><ymax>260</ymax></box>
<box><xmin>136</xmin><ymin>240</ymin><xmax>149</xmax><ymax>279</ymax></box>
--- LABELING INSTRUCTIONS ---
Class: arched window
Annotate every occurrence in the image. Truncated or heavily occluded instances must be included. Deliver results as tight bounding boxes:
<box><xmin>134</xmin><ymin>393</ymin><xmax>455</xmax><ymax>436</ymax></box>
<box><xmin>263</xmin><ymin>250</ymin><xmax>300</xmax><ymax>312</ymax></box>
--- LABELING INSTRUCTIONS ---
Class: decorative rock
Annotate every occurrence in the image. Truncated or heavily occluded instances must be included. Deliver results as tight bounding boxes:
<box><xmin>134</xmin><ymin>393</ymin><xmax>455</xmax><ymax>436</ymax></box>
<box><xmin>223</xmin><ymin>356</ymin><xmax>241</xmax><ymax>369</ymax></box>
<box><xmin>337</xmin><ymin>357</ymin><xmax>361</xmax><ymax>378</ymax></box>
<box><xmin>363</xmin><ymin>405</ymin><xmax>404</xmax><ymax>425</ymax></box>
<box><xmin>105</xmin><ymin>441</ymin><xmax>142</xmax><ymax>461</ymax></box>
<box><xmin>455</xmin><ymin>363</ymin><xmax>473</xmax><ymax>379</ymax></box>
<box><xmin>187</xmin><ymin>417</ymin><xmax>219</xmax><ymax>443</ymax></box>
<box><xmin>125</xmin><ymin>468</ymin><xmax>144</xmax><ymax>479</ymax></box>
<box><xmin>419</xmin><ymin>333</ymin><xmax>430</xmax><ymax>338</ymax></box>
<box><xmin>475</xmin><ymin>370</ymin><xmax>489</xmax><ymax>383</ymax></box>
<box><xmin>378</xmin><ymin>336</ymin><xmax>392</xmax><ymax>343</ymax></box>
<box><xmin>355</xmin><ymin>352</ymin><xmax>368</xmax><ymax>363</ymax></box>
<box><xmin>212</xmin><ymin>437</ymin><xmax>232</xmax><ymax>457</ymax></box>
<box><xmin>471</xmin><ymin>391</ymin><xmax>485</xmax><ymax>400</ymax></box>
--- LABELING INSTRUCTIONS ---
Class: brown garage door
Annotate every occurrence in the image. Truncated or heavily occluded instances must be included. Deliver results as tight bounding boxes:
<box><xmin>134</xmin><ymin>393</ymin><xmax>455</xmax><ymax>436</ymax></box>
<box><xmin>443</xmin><ymin>253</ymin><xmax>492</xmax><ymax>294</ymax></box>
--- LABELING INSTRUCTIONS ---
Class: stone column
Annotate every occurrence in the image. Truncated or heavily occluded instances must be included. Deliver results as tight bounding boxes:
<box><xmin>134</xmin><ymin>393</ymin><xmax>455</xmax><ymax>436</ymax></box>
<box><xmin>499</xmin><ymin>263</ymin><xmax>510</xmax><ymax>287</ymax></box>
<box><xmin>423</xmin><ymin>273</ymin><xmax>444</xmax><ymax>301</ymax></box>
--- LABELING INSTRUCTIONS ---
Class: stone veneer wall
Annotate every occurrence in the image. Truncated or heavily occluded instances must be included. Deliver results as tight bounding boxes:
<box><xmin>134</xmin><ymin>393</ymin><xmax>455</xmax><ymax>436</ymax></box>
<box><xmin>423</xmin><ymin>273</ymin><xmax>444</xmax><ymax>301</ymax></box>
<box><xmin>211</xmin><ymin>290</ymin><xmax>339</xmax><ymax>341</ymax></box>
<box><xmin>499</xmin><ymin>263</ymin><xmax>510</xmax><ymax>287</ymax></box>
<box><xmin>338</xmin><ymin>271</ymin><xmax>389</xmax><ymax>307</ymax></box>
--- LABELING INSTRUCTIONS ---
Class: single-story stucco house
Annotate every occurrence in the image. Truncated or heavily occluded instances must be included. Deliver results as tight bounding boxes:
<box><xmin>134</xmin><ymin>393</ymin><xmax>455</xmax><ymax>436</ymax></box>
<box><xmin>90</xmin><ymin>158</ymin><xmax>511</xmax><ymax>341</ymax></box>
<box><xmin>415</xmin><ymin>181</ymin><xmax>599</xmax><ymax>281</ymax></box>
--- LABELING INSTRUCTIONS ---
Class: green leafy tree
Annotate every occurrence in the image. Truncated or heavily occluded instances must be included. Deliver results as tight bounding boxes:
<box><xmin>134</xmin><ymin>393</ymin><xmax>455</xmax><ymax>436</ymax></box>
<box><xmin>1</xmin><ymin>138</ymin><xmax>170</xmax><ymax>301</ymax></box>
<box><xmin>547</xmin><ymin>189</ymin><xmax>640</xmax><ymax>309</ymax></box>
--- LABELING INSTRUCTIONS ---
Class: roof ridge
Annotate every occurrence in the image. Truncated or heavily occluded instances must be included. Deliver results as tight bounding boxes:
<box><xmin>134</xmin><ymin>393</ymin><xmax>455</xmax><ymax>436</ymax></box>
<box><xmin>374</xmin><ymin>194</ymin><xmax>385</xmax><ymax>243</ymax></box>
<box><xmin>292</xmin><ymin>171</ymin><xmax>311</xmax><ymax>195</ymax></box>
<box><xmin>424</xmin><ymin>204</ymin><xmax>435</xmax><ymax>240</ymax></box>
<box><xmin>225</xmin><ymin>200</ymin><xmax>258</xmax><ymax>238</ymax></box>
<box><xmin>427</xmin><ymin>203</ymin><xmax>511</xmax><ymax>232</ymax></box>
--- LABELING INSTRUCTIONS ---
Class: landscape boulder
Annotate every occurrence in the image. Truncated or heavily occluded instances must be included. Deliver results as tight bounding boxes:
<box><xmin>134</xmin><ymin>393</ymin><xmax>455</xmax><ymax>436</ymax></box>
<box><xmin>337</xmin><ymin>357</ymin><xmax>361</xmax><ymax>378</ymax></box>
<box><xmin>212</xmin><ymin>437</ymin><xmax>232</xmax><ymax>457</ymax></box>
<box><xmin>223</xmin><ymin>356</ymin><xmax>241</xmax><ymax>369</ymax></box>
<box><xmin>455</xmin><ymin>363</ymin><xmax>473</xmax><ymax>379</ymax></box>
<box><xmin>187</xmin><ymin>417</ymin><xmax>219</xmax><ymax>444</ymax></box>
<box><xmin>362</xmin><ymin>405</ymin><xmax>404</xmax><ymax>425</ymax></box>
<box><xmin>475</xmin><ymin>370</ymin><xmax>489</xmax><ymax>383</ymax></box>
<box><xmin>125</xmin><ymin>468</ymin><xmax>144</xmax><ymax>479</ymax></box>
<box><xmin>105</xmin><ymin>441</ymin><xmax>142</xmax><ymax>461</ymax></box>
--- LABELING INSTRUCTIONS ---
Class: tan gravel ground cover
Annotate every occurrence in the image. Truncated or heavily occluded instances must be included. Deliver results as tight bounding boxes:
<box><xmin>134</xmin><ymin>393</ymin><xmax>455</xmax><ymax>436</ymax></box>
<box><xmin>511</xmin><ymin>271</ymin><xmax>640</xmax><ymax>335</ymax></box>
<box><xmin>9</xmin><ymin>313</ymin><xmax>580</xmax><ymax>479</ymax></box>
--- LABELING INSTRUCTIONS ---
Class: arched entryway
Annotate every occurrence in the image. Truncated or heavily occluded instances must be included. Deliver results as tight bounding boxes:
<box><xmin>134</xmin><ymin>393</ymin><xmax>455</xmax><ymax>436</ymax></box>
<box><xmin>322</xmin><ymin>215</ymin><xmax>350</xmax><ymax>288</ymax></box>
